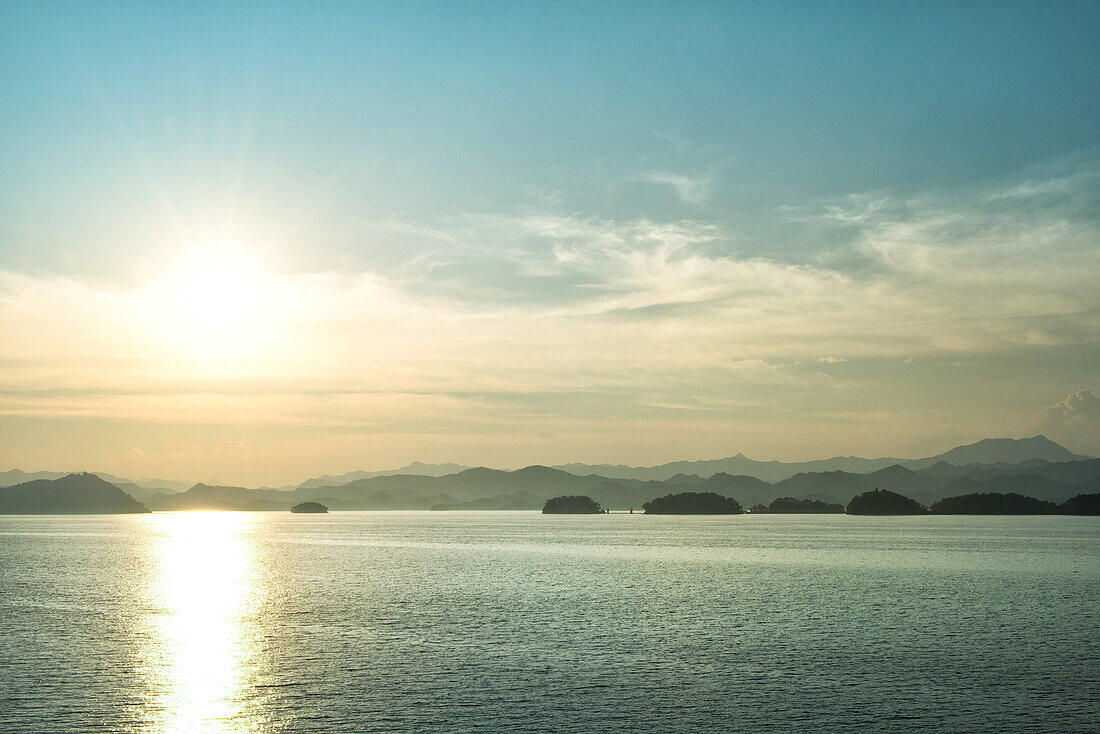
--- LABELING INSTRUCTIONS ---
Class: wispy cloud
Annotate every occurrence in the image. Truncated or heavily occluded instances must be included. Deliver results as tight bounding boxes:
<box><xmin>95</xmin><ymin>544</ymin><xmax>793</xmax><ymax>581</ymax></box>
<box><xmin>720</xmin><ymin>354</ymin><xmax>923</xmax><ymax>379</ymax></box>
<box><xmin>639</xmin><ymin>170</ymin><xmax>712</xmax><ymax>205</ymax></box>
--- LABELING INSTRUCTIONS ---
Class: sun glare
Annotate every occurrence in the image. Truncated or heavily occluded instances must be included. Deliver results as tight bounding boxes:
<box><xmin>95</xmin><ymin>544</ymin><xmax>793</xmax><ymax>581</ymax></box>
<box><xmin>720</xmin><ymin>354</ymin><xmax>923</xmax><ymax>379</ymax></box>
<box><xmin>175</xmin><ymin>259</ymin><xmax>262</xmax><ymax>331</ymax></box>
<box><xmin>151</xmin><ymin>243</ymin><xmax>284</xmax><ymax>363</ymax></box>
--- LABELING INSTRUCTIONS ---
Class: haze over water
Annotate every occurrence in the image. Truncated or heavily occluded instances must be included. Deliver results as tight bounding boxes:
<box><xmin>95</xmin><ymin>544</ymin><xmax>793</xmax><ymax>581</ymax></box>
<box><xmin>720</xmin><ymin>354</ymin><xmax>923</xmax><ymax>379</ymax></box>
<box><xmin>2</xmin><ymin>512</ymin><xmax>1097</xmax><ymax>733</ymax></box>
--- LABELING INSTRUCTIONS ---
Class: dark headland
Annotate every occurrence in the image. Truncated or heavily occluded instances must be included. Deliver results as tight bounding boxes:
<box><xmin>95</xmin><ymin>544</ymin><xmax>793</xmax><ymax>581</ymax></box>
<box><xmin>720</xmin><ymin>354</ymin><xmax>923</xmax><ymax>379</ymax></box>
<box><xmin>1061</xmin><ymin>493</ymin><xmax>1100</xmax><ymax>515</ymax></box>
<box><xmin>0</xmin><ymin>473</ymin><xmax>150</xmax><ymax>514</ymax></box>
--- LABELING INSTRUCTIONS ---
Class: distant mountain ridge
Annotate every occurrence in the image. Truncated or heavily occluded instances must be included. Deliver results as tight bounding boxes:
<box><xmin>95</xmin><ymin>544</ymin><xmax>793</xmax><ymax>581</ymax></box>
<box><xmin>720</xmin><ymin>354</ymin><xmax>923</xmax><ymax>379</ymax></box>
<box><xmin>552</xmin><ymin>435</ymin><xmax>1089</xmax><ymax>482</ymax></box>
<box><xmin>294</xmin><ymin>462</ymin><xmax>472</xmax><ymax>490</ymax></box>
<box><xmin>905</xmin><ymin>436</ymin><xmax>1087</xmax><ymax>470</ymax></box>
<box><xmin>130</xmin><ymin>457</ymin><xmax>1100</xmax><ymax>513</ymax></box>
<box><xmin>6</xmin><ymin>458</ymin><xmax>1099</xmax><ymax>515</ymax></box>
<box><xmin>0</xmin><ymin>469</ymin><xmax>187</xmax><ymax>493</ymax></box>
<box><xmin>4</xmin><ymin>436</ymin><xmax>1095</xmax><ymax>514</ymax></box>
<box><xmin>7</xmin><ymin>436</ymin><xmax>1084</xmax><ymax>493</ymax></box>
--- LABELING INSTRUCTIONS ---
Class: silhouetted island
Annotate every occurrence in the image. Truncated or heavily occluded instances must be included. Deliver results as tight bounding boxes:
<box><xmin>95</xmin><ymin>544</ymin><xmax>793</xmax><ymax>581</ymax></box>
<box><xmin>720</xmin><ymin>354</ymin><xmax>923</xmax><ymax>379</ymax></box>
<box><xmin>291</xmin><ymin>501</ymin><xmax>328</xmax><ymax>513</ymax></box>
<box><xmin>930</xmin><ymin>492</ymin><xmax>1056</xmax><ymax>514</ymax></box>
<box><xmin>768</xmin><ymin>496</ymin><xmax>845</xmax><ymax>513</ymax></box>
<box><xmin>1060</xmin><ymin>493</ymin><xmax>1100</xmax><ymax>515</ymax></box>
<box><xmin>542</xmin><ymin>495</ymin><xmax>604</xmax><ymax>513</ymax></box>
<box><xmin>0</xmin><ymin>473</ymin><xmax>150</xmax><ymax>514</ymax></box>
<box><xmin>846</xmin><ymin>488</ymin><xmax>927</xmax><ymax>515</ymax></box>
<box><xmin>643</xmin><ymin>491</ymin><xmax>743</xmax><ymax>514</ymax></box>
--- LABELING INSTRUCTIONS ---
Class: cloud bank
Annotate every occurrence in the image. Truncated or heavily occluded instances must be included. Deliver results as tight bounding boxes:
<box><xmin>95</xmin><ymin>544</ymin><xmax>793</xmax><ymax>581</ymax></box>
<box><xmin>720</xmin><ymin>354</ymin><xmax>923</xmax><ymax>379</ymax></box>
<box><xmin>1</xmin><ymin>159</ymin><xmax>1098</xmax><ymax>481</ymax></box>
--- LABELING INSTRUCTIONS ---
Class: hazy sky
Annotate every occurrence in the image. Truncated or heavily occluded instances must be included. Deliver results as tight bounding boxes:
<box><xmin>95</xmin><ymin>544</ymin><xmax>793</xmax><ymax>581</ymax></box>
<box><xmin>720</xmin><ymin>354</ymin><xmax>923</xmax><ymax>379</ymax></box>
<box><xmin>2</xmin><ymin>2</ymin><xmax>1098</xmax><ymax>485</ymax></box>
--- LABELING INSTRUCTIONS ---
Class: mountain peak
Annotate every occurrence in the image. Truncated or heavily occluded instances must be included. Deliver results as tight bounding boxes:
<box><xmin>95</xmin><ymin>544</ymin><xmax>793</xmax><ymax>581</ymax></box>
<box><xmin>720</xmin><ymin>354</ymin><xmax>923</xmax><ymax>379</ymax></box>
<box><xmin>919</xmin><ymin>436</ymin><xmax>1087</xmax><ymax>468</ymax></box>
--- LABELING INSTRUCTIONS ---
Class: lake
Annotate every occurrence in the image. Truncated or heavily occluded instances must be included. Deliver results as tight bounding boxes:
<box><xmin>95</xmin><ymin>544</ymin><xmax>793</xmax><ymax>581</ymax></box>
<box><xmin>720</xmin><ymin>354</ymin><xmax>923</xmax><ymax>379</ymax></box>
<box><xmin>1</xmin><ymin>512</ymin><xmax>1097</xmax><ymax>732</ymax></box>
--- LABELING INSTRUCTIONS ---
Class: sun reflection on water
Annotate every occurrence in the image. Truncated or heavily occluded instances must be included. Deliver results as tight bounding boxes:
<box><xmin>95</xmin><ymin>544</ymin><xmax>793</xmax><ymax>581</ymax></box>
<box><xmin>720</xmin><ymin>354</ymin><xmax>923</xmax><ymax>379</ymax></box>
<box><xmin>145</xmin><ymin>512</ymin><xmax>261</xmax><ymax>734</ymax></box>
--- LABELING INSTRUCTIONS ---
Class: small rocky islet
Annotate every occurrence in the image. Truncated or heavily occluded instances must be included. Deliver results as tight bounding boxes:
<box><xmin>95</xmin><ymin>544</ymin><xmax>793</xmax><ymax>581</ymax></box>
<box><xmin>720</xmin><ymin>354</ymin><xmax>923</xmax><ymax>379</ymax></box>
<box><xmin>290</xmin><ymin>501</ymin><xmax>329</xmax><ymax>514</ymax></box>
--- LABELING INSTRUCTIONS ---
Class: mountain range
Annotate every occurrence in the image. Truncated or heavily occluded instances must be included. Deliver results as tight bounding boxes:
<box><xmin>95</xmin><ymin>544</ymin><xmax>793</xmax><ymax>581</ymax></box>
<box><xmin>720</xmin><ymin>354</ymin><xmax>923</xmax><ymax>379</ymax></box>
<box><xmin>549</xmin><ymin>436</ymin><xmax>1088</xmax><ymax>483</ymax></box>
<box><xmin>117</xmin><ymin>456</ymin><xmax>1100</xmax><ymax>512</ymax></box>
<box><xmin>2</xmin><ymin>436</ymin><xmax>1095</xmax><ymax>514</ymax></box>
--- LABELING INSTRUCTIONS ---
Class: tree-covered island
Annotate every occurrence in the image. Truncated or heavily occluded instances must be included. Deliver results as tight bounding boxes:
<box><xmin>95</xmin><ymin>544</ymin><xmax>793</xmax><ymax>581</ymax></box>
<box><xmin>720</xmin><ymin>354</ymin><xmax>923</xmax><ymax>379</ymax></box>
<box><xmin>542</xmin><ymin>495</ymin><xmax>604</xmax><ymax>513</ymax></box>
<box><xmin>767</xmin><ymin>497</ymin><xmax>845</xmax><ymax>513</ymax></box>
<box><xmin>642</xmin><ymin>491</ymin><xmax>743</xmax><ymax>514</ymax></box>
<box><xmin>846</xmin><ymin>488</ymin><xmax>927</xmax><ymax>515</ymax></box>
<box><xmin>291</xmin><ymin>501</ymin><xmax>329</xmax><ymax>513</ymax></box>
<box><xmin>929</xmin><ymin>492</ymin><xmax>1056</xmax><ymax>514</ymax></box>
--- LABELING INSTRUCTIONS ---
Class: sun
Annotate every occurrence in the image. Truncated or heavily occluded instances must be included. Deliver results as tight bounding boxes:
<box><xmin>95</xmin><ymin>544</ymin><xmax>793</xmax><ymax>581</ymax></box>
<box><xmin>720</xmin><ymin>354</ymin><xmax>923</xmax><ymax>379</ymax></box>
<box><xmin>153</xmin><ymin>243</ymin><xmax>282</xmax><ymax>363</ymax></box>
<box><xmin>173</xmin><ymin>250</ymin><xmax>263</xmax><ymax>331</ymax></box>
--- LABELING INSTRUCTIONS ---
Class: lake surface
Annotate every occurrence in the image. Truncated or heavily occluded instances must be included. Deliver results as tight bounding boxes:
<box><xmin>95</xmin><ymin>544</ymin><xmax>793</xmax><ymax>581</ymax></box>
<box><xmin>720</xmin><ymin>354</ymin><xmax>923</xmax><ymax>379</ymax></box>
<box><xmin>1</xmin><ymin>512</ymin><xmax>1097</xmax><ymax>733</ymax></box>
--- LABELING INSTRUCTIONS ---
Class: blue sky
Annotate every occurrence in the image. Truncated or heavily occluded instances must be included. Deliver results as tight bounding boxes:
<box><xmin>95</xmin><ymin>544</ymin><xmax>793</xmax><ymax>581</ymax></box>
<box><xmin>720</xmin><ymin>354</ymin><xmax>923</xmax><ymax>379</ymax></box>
<box><xmin>1</xmin><ymin>2</ymin><xmax>1098</xmax><ymax>483</ymax></box>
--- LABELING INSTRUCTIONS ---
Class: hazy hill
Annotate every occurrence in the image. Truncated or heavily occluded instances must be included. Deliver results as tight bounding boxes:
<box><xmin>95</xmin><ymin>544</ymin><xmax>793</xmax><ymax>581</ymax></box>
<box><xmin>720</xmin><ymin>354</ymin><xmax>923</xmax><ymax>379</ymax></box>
<box><xmin>914</xmin><ymin>460</ymin><xmax>1050</xmax><ymax>481</ymax></box>
<box><xmin>772</xmin><ymin>470</ymin><xmax>869</xmax><ymax>499</ymax></box>
<box><xmin>766</xmin><ymin>468</ymin><xmax>931</xmax><ymax>503</ymax></box>
<box><xmin>0</xmin><ymin>469</ymin><xmax>184</xmax><ymax>494</ymax></box>
<box><xmin>692</xmin><ymin>473</ymin><xmax>777</xmax><ymax>506</ymax></box>
<box><xmin>295</xmin><ymin>462</ymin><xmax>471</xmax><ymax>489</ymax></box>
<box><xmin>584</xmin><ymin>480</ymin><xmax>654</xmax><ymax>509</ymax></box>
<box><xmin>905</xmin><ymin>435</ymin><xmax>1088</xmax><ymax>470</ymax></box>
<box><xmin>142</xmin><ymin>466</ymin><xmax>603</xmax><ymax>511</ymax></box>
<box><xmin>667</xmin><ymin>473</ymin><xmax>706</xmax><ymax>484</ymax></box>
<box><xmin>698</xmin><ymin>472</ymin><xmax>772</xmax><ymax>492</ymax></box>
<box><xmin>551</xmin><ymin>436</ymin><xmax>1088</xmax><ymax>483</ymax></box>
<box><xmin>95</xmin><ymin>474</ymin><xmax>191</xmax><ymax>493</ymax></box>
<box><xmin>553</xmin><ymin>453</ymin><xmax>904</xmax><ymax>483</ymax></box>
<box><xmin>964</xmin><ymin>458</ymin><xmax>1100</xmax><ymax>485</ymax></box>
<box><xmin>435</xmin><ymin>491</ymin><xmax>544</xmax><ymax>511</ymax></box>
<box><xmin>111</xmin><ymin>482</ymin><xmax>179</xmax><ymax>501</ymax></box>
<box><xmin>939</xmin><ymin>474</ymin><xmax>1095</xmax><ymax>504</ymax></box>
<box><xmin>864</xmin><ymin>465</ymin><xmax>936</xmax><ymax>494</ymax></box>
<box><xmin>0</xmin><ymin>473</ymin><xmax>150</xmax><ymax>514</ymax></box>
<box><xmin>0</xmin><ymin>469</ymin><xmax>69</xmax><ymax>485</ymax></box>
<box><xmin>301</xmin><ymin>465</ymin><xmax>603</xmax><ymax>506</ymax></box>
<box><xmin>144</xmin><ymin>483</ymin><xmax>286</xmax><ymax>511</ymax></box>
